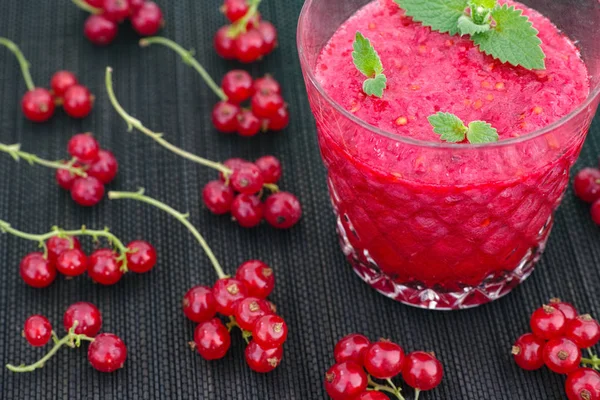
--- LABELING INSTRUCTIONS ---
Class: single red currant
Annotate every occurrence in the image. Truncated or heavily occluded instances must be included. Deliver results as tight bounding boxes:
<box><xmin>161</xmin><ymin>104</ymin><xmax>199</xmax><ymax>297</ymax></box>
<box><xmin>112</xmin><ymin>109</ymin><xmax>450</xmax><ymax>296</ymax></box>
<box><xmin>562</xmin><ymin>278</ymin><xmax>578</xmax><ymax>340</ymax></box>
<box><xmin>253</xmin><ymin>315</ymin><xmax>288</xmax><ymax>349</ymax></box>
<box><xmin>255</xmin><ymin>156</ymin><xmax>281</xmax><ymax>184</ymax></box>
<box><xmin>223</xmin><ymin>0</ymin><xmax>249</xmax><ymax>22</ymax></box>
<box><xmin>324</xmin><ymin>361</ymin><xmax>368</xmax><ymax>400</ymax></box>
<box><xmin>21</xmin><ymin>88</ymin><xmax>55</xmax><ymax>123</ymax></box>
<box><xmin>235</xmin><ymin>30</ymin><xmax>264</xmax><ymax>63</ymax></box>
<box><xmin>84</xmin><ymin>15</ymin><xmax>118</xmax><ymax>46</ymax></box>
<box><xmin>56</xmin><ymin>248</ymin><xmax>88</xmax><ymax>277</ymax></box>
<box><xmin>47</xmin><ymin>236</ymin><xmax>81</xmax><ymax>265</ymax></box>
<box><xmin>214</xmin><ymin>26</ymin><xmax>236</xmax><ymax>60</ymax></box>
<box><xmin>574</xmin><ymin>168</ymin><xmax>600</xmax><ymax>203</ymax></box>
<box><xmin>87</xmin><ymin>333</ymin><xmax>127</xmax><ymax>372</ymax></box>
<box><xmin>511</xmin><ymin>333</ymin><xmax>546</xmax><ymax>371</ymax></box>
<box><xmin>253</xmin><ymin>75</ymin><xmax>281</xmax><ymax>95</ymax></box>
<box><xmin>219</xmin><ymin>158</ymin><xmax>248</xmax><ymax>182</ymax></box>
<box><xmin>71</xmin><ymin>176</ymin><xmax>105</xmax><ymax>207</ymax></box>
<box><xmin>63</xmin><ymin>85</ymin><xmax>94</xmax><ymax>119</ymax></box>
<box><xmin>102</xmin><ymin>0</ymin><xmax>130</xmax><ymax>22</ymax></box>
<box><xmin>212</xmin><ymin>101</ymin><xmax>240</xmax><ymax>133</ymax></box>
<box><xmin>222</xmin><ymin>70</ymin><xmax>253</xmax><ymax>104</ymax></box>
<box><xmin>334</xmin><ymin>334</ymin><xmax>371</xmax><ymax>365</ymax></box>
<box><xmin>565</xmin><ymin>368</ymin><xmax>600</xmax><ymax>400</ymax></box>
<box><xmin>543</xmin><ymin>337</ymin><xmax>581</xmax><ymax>374</ymax></box>
<box><xmin>530</xmin><ymin>304</ymin><xmax>567</xmax><ymax>340</ymax></box>
<box><xmin>87</xmin><ymin>150</ymin><xmax>118</xmax><ymax>184</ymax></box>
<box><xmin>202</xmin><ymin>180</ymin><xmax>234</xmax><ymax>215</ymax></box>
<box><xmin>212</xmin><ymin>278</ymin><xmax>248</xmax><ymax>316</ymax></box>
<box><xmin>257</xmin><ymin>21</ymin><xmax>278</xmax><ymax>54</ymax></box>
<box><xmin>592</xmin><ymin>200</ymin><xmax>600</xmax><ymax>226</ymax></box>
<box><xmin>88</xmin><ymin>249</ymin><xmax>123</xmax><ymax>285</ymax></box>
<box><xmin>236</xmin><ymin>109</ymin><xmax>262</xmax><ymax>137</ymax></box>
<box><xmin>230</xmin><ymin>163</ymin><xmax>264</xmax><ymax>194</ymax></box>
<box><xmin>234</xmin><ymin>297</ymin><xmax>272</xmax><ymax>331</ymax></box>
<box><xmin>235</xmin><ymin>260</ymin><xmax>275</xmax><ymax>299</ymax></box>
<box><xmin>131</xmin><ymin>2</ymin><xmax>164</xmax><ymax>36</ymax></box>
<box><xmin>251</xmin><ymin>90</ymin><xmax>285</xmax><ymax>118</ymax></box>
<box><xmin>55</xmin><ymin>163</ymin><xmax>82</xmax><ymax>190</ymax></box>
<box><xmin>402</xmin><ymin>351</ymin><xmax>444</xmax><ymax>392</ymax></box>
<box><xmin>63</xmin><ymin>302</ymin><xmax>102</xmax><ymax>336</ymax></box>
<box><xmin>182</xmin><ymin>286</ymin><xmax>217</xmax><ymax>323</ymax></box>
<box><xmin>357</xmin><ymin>392</ymin><xmax>389</xmax><ymax>400</ymax></box>
<box><xmin>264</xmin><ymin>192</ymin><xmax>302</xmax><ymax>229</ymax></box>
<box><xmin>550</xmin><ymin>298</ymin><xmax>578</xmax><ymax>321</ymax></box>
<box><xmin>565</xmin><ymin>314</ymin><xmax>600</xmax><ymax>349</ymax></box>
<box><xmin>194</xmin><ymin>318</ymin><xmax>231</xmax><ymax>360</ymax></box>
<box><xmin>126</xmin><ymin>240</ymin><xmax>157</xmax><ymax>274</ymax></box>
<box><xmin>231</xmin><ymin>194</ymin><xmax>264</xmax><ymax>228</ymax></box>
<box><xmin>245</xmin><ymin>341</ymin><xmax>283</xmax><ymax>373</ymax></box>
<box><xmin>23</xmin><ymin>315</ymin><xmax>53</xmax><ymax>347</ymax></box>
<box><xmin>364</xmin><ymin>340</ymin><xmax>405</xmax><ymax>379</ymax></box>
<box><xmin>20</xmin><ymin>253</ymin><xmax>56</xmax><ymax>288</ymax></box>
<box><xmin>68</xmin><ymin>133</ymin><xmax>100</xmax><ymax>163</ymax></box>
<box><xmin>50</xmin><ymin>71</ymin><xmax>78</xmax><ymax>98</ymax></box>
<box><xmin>266</xmin><ymin>105</ymin><xmax>290</xmax><ymax>131</ymax></box>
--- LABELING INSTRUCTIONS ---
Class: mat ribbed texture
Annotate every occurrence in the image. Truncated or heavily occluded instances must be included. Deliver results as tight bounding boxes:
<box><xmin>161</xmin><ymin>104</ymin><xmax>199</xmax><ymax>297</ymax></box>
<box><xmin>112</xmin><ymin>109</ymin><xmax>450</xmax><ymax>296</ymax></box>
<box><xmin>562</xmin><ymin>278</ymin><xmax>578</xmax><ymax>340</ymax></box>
<box><xmin>0</xmin><ymin>1</ymin><xmax>599</xmax><ymax>399</ymax></box>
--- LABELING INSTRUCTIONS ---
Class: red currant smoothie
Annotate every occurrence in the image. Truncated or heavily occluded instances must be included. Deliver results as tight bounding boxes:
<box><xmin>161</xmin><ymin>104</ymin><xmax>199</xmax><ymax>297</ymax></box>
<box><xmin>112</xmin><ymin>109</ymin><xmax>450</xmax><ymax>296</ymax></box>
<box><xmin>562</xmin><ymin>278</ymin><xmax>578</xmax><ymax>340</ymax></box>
<box><xmin>300</xmin><ymin>0</ymin><xmax>600</xmax><ymax>309</ymax></box>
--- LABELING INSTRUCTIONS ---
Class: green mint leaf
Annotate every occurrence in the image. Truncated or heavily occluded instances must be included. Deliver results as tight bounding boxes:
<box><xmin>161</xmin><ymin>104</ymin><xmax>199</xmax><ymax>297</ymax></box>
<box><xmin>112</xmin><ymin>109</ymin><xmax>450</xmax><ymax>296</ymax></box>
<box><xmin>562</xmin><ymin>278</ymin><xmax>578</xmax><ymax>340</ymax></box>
<box><xmin>352</xmin><ymin>32</ymin><xmax>384</xmax><ymax>77</ymax></box>
<box><xmin>472</xmin><ymin>4</ymin><xmax>545</xmax><ymax>70</ymax></box>
<box><xmin>466</xmin><ymin>121</ymin><xmax>499</xmax><ymax>143</ymax></box>
<box><xmin>428</xmin><ymin>112</ymin><xmax>468</xmax><ymax>143</ymax></box>
<box><xmin>470</xmin><ymin>0</ymin><xmax>496</xmax><ymax>9</ymax></box>
<box><xmin>363</xmin><ymin>74</ymin><xmax>387</xmax><ymax>98</ymax></box>
<box><xmin>394</xmin><ymin>0</ymin><xmax>468</xmax><ymax>35</ymax></box>
<box><xmin>457</xmin><ymin>16</ymin><xmax>490</xmax><ymax>35</ymax></box>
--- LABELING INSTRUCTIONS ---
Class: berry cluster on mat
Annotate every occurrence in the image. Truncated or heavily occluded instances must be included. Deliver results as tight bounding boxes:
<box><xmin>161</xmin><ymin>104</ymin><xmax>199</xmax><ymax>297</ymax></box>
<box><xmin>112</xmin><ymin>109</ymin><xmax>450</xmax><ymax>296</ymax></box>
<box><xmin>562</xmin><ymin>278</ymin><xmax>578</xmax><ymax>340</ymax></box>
<box><xmin>7</xmin><ymin>302</ymin><xmax>126</xmax><ymax>373</ymax></box>
<box><xmin>325</xmin><ymin>334</ymin><xmax>443</xmax><ymax>400</ymax></box>
<box><xmin>574</xmin><ymin>167</ymin><xmax>600</xmax><ymax>225</ymax></box>
<box><xmin>215</xmin><ymin>0</ymin><xmax>278</xmax><ymax>63</ymax></box>
<box><xmin>512</xmin><ymin>299</ymin><xmax>600</xmax><ymax>400</ymax></box>
<box><xmin>72</xmin><ymin>0</ymin><xmax>164</xmax><ymax>46</ymax></box>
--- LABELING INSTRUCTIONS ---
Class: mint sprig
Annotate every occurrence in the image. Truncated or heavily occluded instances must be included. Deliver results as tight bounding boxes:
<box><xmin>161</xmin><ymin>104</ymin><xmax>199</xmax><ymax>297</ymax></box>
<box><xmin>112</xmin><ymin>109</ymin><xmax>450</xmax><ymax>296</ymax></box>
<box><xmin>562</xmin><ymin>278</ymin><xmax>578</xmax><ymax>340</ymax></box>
<box><xmin>428</xmin><ymin>112</ymin><xmax>499</xmax><ymax>144</ymax></box>
<box><xmin>394</xmin><ymin>0</ymin><xmax>546</xmax><ymax>70</ymax></box>
<box><xmin>352</xmin><ymin>32</ymin><xmax>387</xmax><ymax>98</ymax></box>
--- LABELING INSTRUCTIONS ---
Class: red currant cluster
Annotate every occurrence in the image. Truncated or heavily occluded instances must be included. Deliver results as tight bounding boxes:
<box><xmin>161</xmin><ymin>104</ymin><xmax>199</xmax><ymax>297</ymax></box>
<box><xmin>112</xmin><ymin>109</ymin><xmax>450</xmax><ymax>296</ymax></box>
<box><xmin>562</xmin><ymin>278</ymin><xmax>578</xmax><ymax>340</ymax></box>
<box><xmin>574</xmin><ymin>167</ymin><xmax>600</xmax><ymax>225</ymax></box>
<box><xmin>215</xmin><ymin>0</ymin><xmax>278</xmax><ymax>63</ymax></box>
<box><xmin>512</xmin><ymin>299</ymin><xmax>600</xmax><ymax>400</ymax></box>
<box><xmin>0</xmin><ymin>220</ymin><xmax>156</xmax><ymax>288</ymax></box>
<box><xmin>204</xmin><ymin>157</ymin><xmax>302</xmax><ymax>229</ymax></box>
<box><xmin>325</xmin><ymin>335</ymin><xmax>444</xmax><ymax>400</ymax></box>
<box><xmin>73</xmin><ymin>0</ymin><xmax>164</xmax><ymax>46</ymax></box>
<box><xmin>8</xmin><ymin>302</ymin><xmax>127</xmax><ymax>373</ymax></box>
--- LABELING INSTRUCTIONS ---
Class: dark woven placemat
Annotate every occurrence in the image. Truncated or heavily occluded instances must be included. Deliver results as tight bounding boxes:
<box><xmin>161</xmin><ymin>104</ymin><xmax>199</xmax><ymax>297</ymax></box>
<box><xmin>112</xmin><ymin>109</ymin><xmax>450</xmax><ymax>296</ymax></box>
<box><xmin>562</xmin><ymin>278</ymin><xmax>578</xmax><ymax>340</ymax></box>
<box><xmin>0</xmin><ymin>1</ymin><xmax>599</xmax><ymax>399</ymax></box>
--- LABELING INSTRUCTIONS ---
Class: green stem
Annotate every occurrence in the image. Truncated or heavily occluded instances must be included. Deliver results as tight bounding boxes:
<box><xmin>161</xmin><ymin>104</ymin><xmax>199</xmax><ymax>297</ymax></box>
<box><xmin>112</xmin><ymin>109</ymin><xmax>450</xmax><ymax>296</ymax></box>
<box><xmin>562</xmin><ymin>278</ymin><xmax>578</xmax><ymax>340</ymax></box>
<box><xmin>70</xmin><ymin>0</ymin><xmax>102</xmax><ymax>14</ymax></box>
<box><xmin>108</xmin><ymin>189</ymin><xmax>228</xmax><ymax>279</ymax></box>
<box><xmin>0</xmin><ymin>37</ymin><xmax>35</xmax><ymax>91</ymax></box>
<box><xmin>415</xmin><ymin>389</ymin><xmax>421</xmax><ymax>400</ymax></box>
<box><xmin>0</xmin><ymin>143</ymin><xmax>87</xmax><ymax>177</ymax></box>
<box><xmin>581</xmin><ymin>355</ymin><xmax>600</xmax><ymax>370</ymax></box>
<box><xmin>228</xmin><ymin>0</ymin><xmax>262</xmax><ymax>37</ymax></box>
<box><xmin>367</xmin><ymin>376</ymin><xmax>405</xmax><ymax>400</ymax></box>
<box><xmin>138</xmin><ymin>37</ymin><xmax>227</xmax><ymax>101</ymax></box>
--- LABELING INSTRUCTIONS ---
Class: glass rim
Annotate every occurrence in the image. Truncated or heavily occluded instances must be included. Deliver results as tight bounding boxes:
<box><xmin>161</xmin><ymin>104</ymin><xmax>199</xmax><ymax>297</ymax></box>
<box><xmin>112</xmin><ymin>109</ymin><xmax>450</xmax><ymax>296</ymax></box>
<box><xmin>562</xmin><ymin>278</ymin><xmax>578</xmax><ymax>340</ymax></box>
<box><xmin>296</xmin><ymin>0</ymin><xmax>600</xmax><ymax>149</ymax></box>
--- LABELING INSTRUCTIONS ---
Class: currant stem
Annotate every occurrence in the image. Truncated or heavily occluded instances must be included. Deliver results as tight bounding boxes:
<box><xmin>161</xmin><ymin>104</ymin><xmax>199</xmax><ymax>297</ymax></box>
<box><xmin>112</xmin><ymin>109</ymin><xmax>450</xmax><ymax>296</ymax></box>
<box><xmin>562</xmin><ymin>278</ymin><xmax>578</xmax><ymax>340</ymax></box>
<box><xmin>581</xmin><ymin>355</ymin><xmax>600</xmax><ymax>370</ymax></box>
<box><xmin>70</xmin><ymin>0</ymin><xmax>103</xmax><ymax>14</ymax></box>
<box><xmin>0</xmin><ymin>37</ymin><xmax>35</xmax><ymax>91</ymax></box>
<box><xmin>228</xmin><ymin>0</ymin><xmax>262</xmax><ymax>37</ymax></box>
<box><xmin>0</xmin><ymin>143</ymin><xmax>87</xmax><ymax>177</ymax></box>
<box><xmin>415</xmin><ymin>389</ymin><xmax>421</xmax><ymax>400</ymax></box>
<box><xmin>138</xmin><ymin>37</ymin><xmax>228</xmax><ymax>102</ymax></box>
<box><xmin>107</xmin><ymin>189</ymin><xmax>228</xmax><ymax>279</ymax></box>
<box><xmin>367</xmin><ymin>376</ymin><xmax>406</xmax><ymax>400</ymax></box>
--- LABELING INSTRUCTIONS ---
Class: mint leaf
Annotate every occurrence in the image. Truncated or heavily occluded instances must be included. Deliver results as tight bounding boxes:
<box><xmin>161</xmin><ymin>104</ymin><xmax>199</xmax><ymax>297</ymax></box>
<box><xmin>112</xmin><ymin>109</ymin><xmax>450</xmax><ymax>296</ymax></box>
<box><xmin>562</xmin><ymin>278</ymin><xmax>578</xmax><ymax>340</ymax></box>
<box><xmin>470</xmin><ymin>0</ymin><xmax>496</xmax><ymax>9</ymax></box>
<box><xmin>394</xmin><ymin>0</ymin><xmax>468</xmax><ymax>35</ymax></box>
<box><xmin>472</xmin><ymin>5</ymin><xmax>545</xmax><ymax>70</ymax></box>
<box><xmin>466</xmin><ymin>121</ymin><xmax>499</xmax><ymax>143</ymax></box>
<box><xmin>457</xmin><ymin>15</ymin><xmax>490</xmax><ymax>35</ymax></box>
<box><xmin>352</xmin><ymin>32</ymin><xmax>386</xmax><ymax>98</ymax></box>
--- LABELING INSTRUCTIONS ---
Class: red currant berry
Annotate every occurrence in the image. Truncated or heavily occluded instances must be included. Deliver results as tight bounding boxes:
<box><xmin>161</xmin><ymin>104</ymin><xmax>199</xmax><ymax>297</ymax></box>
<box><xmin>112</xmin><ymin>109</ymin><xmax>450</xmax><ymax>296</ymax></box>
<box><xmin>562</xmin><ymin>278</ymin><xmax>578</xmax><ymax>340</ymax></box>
<box><xmin>202</xmin><ymin>180</ymin><xmax>234</xmax><ymax>215</ymax></box>
<box><xmin>543</xmin><ymin>337</ymin><xmax>581</xmax><ymax>374</ymax></box>
<box><xmin>357</xmin><ymin>392</ymin><xmax>389</xmax><ymax>400</ymax></box>
<box><xmin>231</xmin><ymin>194</ymin><xmax>264</xmax><ymax>228</ymax></box>
<box><xmin>550</xmin><ymin>298</ymin><xmax>578</xmax><ymax>321</ymax></box>
<box><xmin>102</xmin><ymin>0</ymin><xmax>130</xmax><ymax>22</ymax></box>
<box><xmin>20</xmin><ymin>253</ymin><xmax>56</xmax><ymax>288</ymax></box>
<box><xmin>511</xmin><ymin>333</ymin><xmax>546</xmax><ymax>371</ymax></box>
<box><xmin>334</xmin><ymin>334</ymin><xmax>371</xmax><ymax>365</ymax></box>
<box><xmin>531</xmin><ymin>304</ymin><xmax>567</xmax><ymax>340</ymax></box>
<box><xmin>212</xmin><ymin>101</ymin><xmax>240</xmax><ymax>133</ymax></box>
<box><xmin>565</xmin><ymin>314</ymin><xmax>600</xmax><ymax>349</ymax></box>
<box><xmin>253</xmin><ymin>75</ymin><xmax>281</xmax><ymax>95</ymax></box>
<box><xmin>47</xmin><ymin>236</ymin><xmax>81</xmax><ymax>265</ymax></box>
<box><xmin>55</xmin><ymin>163</ymin><xmax>82</xmax><ymax>190</ymax></box>
<box><xmin>253</xmin><ymin>315</ymin><xmax>288</xmax><ymax>348</ymax></box>
<box><xmin>236</xmin><ymin>109</ymin><xmax>262</xmax><ymax>137</ymax></box>
<box><xmin>220</xmin><ymin>158</ymin><xmax>248</xmax><ymax>182</ymax></box>
<box><xmin>214</xmin><ymin>26</ymin><xmax>236</xmax><ymax>59</ymax></box>
<box><xmin>251</xmin><ymin>90</ymin><xmax>285</xmax><ymax>118</ymax></box>
<box><xmin>264</xmin><ymin>192</ymin><xmax>302</xmax><ymax>229</ymax></box>
<box><xmin>194</xmin><ymin>318</ymin><xmax>231</xmax><ymax>360</ymax></box>
<box><xmin>23</xmin><ymin>315</ymin><xmax>53</xmax><ymax>347</ymax></box>
<box><xmin>223</xmin><ymin>0</ymin><xmax>249</xmax><ymax>22</ymax></box>
<box><xmin>257</xmin><ymin>21</ymin><xmax>278</xmax><ymax>54</ymax></box>
<box><xmin>235</xmin><ymin>29</ymin><xmax>264</xmax><ymax>63</ymax></box>
<box><xmin>126</xmin><ymin>240</ymin><xmax>157</xmax><ymax>274</ymax></box>
<box><xmin>71</xmin><ymin>176</ymin><xmax>105</xmax><ymax>207</ymax></box>
<box><xmin>574</xmin><ymin>168</ymin><xmax>600</xmax><ymax>203</ymax></box>
<box><xmin>68</xmin><ymin>133</ymin><xmax>100</xmax><ymax>163</ymax></box>
<box><xmin>56</xmin><ymin>248</ymin><xmax>88</xmax><ymax>277</ymax></box>
<box><xmin>324</xmin><ymin>361</ymin><xmax>368</xmax><ymax>400</ymax></box>
<box><xmin>565</xmin><ymin>368</ymin><xmax>600</xmax><ymax>400</ymax></box>
<box><xmin>182</xmin><ymin>286</ymin><xmax>217</xmax><ymax>323</ymax></box>
<box><xmin>401</xmin><ymin>351</ymin><xmax>443</xmax><ymax>393</ymax></box>
<box><xmin>50</xmin><ymin>71</ymin><xmax>78</xmax><ymax>98</ymax></box>
<box><xmin>88</xmin><ymin>249</ymin><xmax>123</xmax><ymax>285</ymax></box>
<box><xmin>222</xmin><ymin>70</ymin><xmax>253</xmax><ymax>104</ymax></box>
<box><xmin>84</xmin><ymin>15</ymin><xmax>118</xmax><ymax>46</ymax></box>
<box><xmin>592</xmin><ymin>200</ymin><xmax>600</xmax><ymax>226</ymax></box>
<box><xmin>63</xmin><ymin>302</ymin><xmax>102</xmax><ymax>336</ymax></box>
<box><xmin>85</xmin><ymin>0</ymin><xmax>104</xmax><ymax>7</ymax></box>
<box><xmin>235</xmin><ymin>260</ymin><xmax>275</xmax><ymax>299</ymax></box>
<box><xmin>128</xmin><ymin>0</ymin><xmax>145</xmax><ymax>12</ymax></box>
<box><xmin>212</xmin><ymin>278</ymin><xmax>248</xmax><ymax>316</ymax></box>
<box><xmin>87</xmin><ymin>333</ymin><xmax>127</xmax><ymax>372</ymax></box>
<box><xmin>234</xmin><ymin>297</ymin><xmax>272</xmax><ymax>331</ymax></box>
<box><xmin>230</xmin><ymin>163</ymin><xmax>264</xmax><ymax>194</ymax></box>
<box><xmin>21</xmin><ymin>88</ymin><xmax>55</xmax><ymax>123</ymax></box>
<box><xmin>87</xmin><ymin>150</ymin><xmax>118</xmax><ymax>184</ymax></box>
<box><xmin>245</xmin><ymin>341</ymin><xmax>283</xmax><ymax>373</ymax></box>
<box><xmin>63</xmin><ymin>85</ymin><xmax>94</xmax><ymax>119</ymax></box>
<box><xmin>364</xmin><ymin>340</ymin><xmax>405</xmax><ymax>379</ymax></box>
<box><xmin>266</xmin><ymin>105</ymin><xmax>290</xmax><ymax>131</ymax></box>
<box><xmin>131</xmin><ymin>2</ymin><xmax>163</xmax><ymax>36</ymax></box>
<box><xmin>255</xmin><ymin>156</ymin><xmax>281</xmax><ymax>184</ymax></box>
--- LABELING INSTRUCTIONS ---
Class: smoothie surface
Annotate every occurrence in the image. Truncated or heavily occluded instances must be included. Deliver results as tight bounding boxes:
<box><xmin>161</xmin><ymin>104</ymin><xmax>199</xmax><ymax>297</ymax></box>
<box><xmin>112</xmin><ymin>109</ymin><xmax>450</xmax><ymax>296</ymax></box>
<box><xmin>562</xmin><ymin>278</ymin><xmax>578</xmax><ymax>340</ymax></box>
<box><xmin>315</xmin><ymin>0</ymin><xmax>590</xmax><ymax>142</ymax></box>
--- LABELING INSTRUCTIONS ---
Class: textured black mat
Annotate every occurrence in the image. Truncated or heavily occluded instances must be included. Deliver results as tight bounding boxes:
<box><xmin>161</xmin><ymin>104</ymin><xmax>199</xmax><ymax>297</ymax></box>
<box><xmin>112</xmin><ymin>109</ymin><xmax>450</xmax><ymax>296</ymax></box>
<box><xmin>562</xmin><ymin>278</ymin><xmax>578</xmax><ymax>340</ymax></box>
<box><xmin>0</xmin><ymin>1</ymin><xmax>599</xmax><ymax>399</ymax></box>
